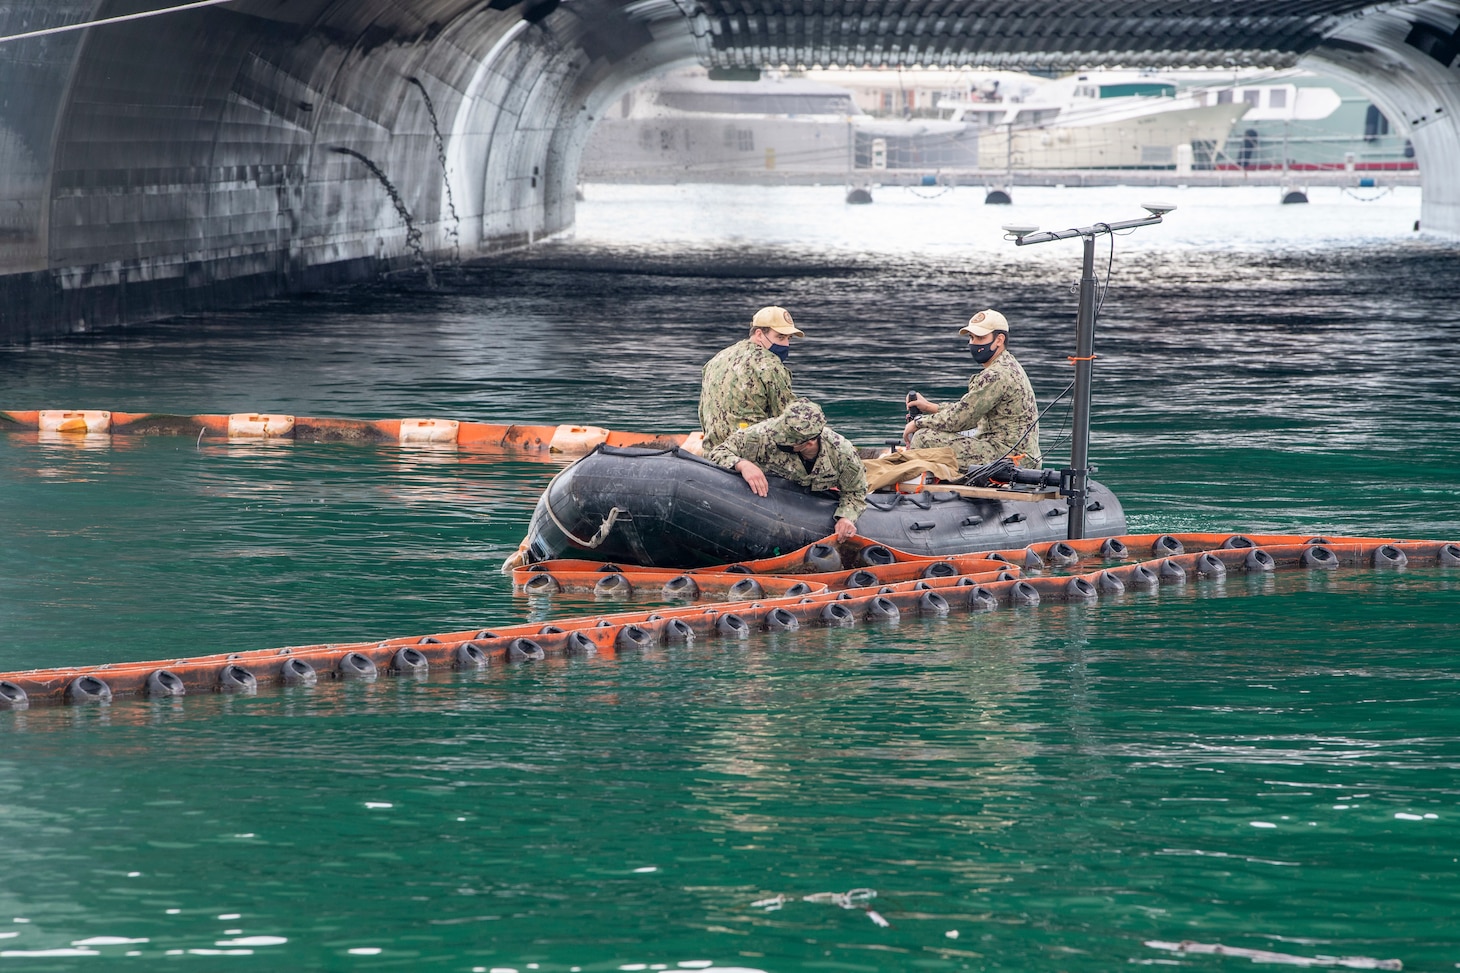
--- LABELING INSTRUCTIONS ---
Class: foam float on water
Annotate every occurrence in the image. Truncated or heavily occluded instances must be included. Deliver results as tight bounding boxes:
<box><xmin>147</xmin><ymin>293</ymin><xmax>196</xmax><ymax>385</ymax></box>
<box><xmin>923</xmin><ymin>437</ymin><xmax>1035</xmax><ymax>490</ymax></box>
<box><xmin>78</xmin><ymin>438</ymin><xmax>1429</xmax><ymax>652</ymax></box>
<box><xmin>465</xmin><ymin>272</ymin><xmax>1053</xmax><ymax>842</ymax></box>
<box><xmin>0</xmin><ymin>408</ymin><xmax>698</xmax><ymax>456</ymax></box>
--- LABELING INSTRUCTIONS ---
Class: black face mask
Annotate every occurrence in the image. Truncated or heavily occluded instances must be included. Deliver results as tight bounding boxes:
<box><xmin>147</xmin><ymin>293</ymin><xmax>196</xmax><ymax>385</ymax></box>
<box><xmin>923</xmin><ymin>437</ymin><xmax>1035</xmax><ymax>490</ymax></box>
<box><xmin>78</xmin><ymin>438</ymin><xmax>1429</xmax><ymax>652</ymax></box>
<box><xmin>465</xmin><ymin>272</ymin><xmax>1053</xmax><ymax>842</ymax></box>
<box><xmin>969</xmin><ymin>339</ymin><xmax>998</xmax><ymax>365</ymax></box>
<box><xmin>777</xmin><ymin>436</ymin><xmax>819</xmax><ymax>455</ymax></box>
<box><xmin>767</xmin><ymin>342</ymin><xmax>790</xmax><ymax>363</ymax></box>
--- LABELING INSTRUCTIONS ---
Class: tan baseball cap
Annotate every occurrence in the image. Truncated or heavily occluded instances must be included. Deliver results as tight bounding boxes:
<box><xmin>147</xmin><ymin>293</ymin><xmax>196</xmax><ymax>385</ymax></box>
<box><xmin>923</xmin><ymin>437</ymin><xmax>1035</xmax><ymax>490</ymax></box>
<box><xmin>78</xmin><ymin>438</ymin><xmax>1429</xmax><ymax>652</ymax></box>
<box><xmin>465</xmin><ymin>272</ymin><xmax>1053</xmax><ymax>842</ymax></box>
<box><xmin>959</xmin><ymin>309</ymin><xmax>1009</xmax><ymax>338</ymax></box>
<box><xmin>752</xmin><ymin>305</ymin><xmax>805</xmax><ymax>337</ymax></box>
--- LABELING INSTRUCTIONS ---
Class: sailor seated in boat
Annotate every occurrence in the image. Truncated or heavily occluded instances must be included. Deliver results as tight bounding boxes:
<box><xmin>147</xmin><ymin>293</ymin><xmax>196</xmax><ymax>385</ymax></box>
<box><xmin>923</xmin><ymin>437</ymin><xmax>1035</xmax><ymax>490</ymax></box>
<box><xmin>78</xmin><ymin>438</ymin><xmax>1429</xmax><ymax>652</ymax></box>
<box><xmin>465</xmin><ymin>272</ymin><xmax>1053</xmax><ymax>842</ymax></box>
<box><xmin>698</xmin><ymin>305</ymin><xmax>803</xmax><ymax>449</ymax></box>
<box><xmin>902</xmin><ymin>308</ymin><xmax>1042</xmax><ymax>469</ymax></box>
<box><xmin>706</xmin><ymin>400</ymin><xmax>868</xmax><ymax>542</ymax></box>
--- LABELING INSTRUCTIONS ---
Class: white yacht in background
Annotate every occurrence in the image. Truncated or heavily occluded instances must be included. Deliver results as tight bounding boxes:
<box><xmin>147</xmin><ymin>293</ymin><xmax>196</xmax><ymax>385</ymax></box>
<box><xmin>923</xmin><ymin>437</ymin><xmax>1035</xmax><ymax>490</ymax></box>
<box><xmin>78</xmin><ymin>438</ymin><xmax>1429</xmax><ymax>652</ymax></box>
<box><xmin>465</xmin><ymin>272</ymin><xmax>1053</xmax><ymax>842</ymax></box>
<box><xmin>581</xmin><ymin>67</ymin><xmax>1413</xmax><ymax>181</ymax></box>
<box><xmin>580</xmin><ymin>69</ymin><xmax>979</xmax><ymax>179</ymax></box>
<box><xmin>1201</xmin><ymin>73</ymin><xmax>1417</xmax><ymax>172</ymax></box>
<box><xmin>938</xmin><ymin>71</ymin><xmax>1251</xmax><ymax>170</ymax></box>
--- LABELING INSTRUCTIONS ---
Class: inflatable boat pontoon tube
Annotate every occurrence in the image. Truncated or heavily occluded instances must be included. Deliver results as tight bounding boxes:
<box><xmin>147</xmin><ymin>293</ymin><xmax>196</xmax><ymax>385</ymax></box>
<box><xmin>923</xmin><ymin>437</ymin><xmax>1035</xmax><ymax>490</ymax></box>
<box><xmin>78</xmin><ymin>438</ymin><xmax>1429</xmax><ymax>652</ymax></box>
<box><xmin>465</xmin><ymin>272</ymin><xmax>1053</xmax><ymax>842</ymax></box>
<box><xmin>519</xmin><ymin>444</ymin><xmax>1126</xmax><ymax>568</ymax></box>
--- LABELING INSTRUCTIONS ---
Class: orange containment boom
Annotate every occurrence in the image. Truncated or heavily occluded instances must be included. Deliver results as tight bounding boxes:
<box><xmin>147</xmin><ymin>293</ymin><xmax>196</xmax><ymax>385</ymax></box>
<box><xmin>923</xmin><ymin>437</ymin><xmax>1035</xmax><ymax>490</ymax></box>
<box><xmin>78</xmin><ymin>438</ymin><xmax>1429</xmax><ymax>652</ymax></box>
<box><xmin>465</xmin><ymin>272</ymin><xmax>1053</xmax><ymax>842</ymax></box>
<box><xmin>0</xmin><ymin>408</ymin><xmax>698</xmax><ymax>457</ymax></box>
<box><xmin>3</xmin><ymin>532</ymin><xmax>1458</xmax><ymax>711</ymax></box>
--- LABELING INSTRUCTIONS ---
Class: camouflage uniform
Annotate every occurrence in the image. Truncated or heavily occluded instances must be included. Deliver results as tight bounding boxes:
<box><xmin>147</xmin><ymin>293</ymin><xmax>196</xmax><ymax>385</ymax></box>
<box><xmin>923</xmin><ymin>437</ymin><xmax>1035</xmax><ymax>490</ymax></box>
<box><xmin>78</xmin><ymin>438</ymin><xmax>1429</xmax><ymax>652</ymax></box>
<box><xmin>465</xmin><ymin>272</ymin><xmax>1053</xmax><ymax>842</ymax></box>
<box><xmin>707</xmin><ymin>401</ymin><xmax>869</xmax><ymax>525</ymax></box>
<box><xmin>910</xmin><ymin>351</ymin><xmax>1042</xmax><ymax>468</ymax></box>
<box><xmin>698</xmin><ymin>338</ymin><xmax>797</xmax><ymax>449</ymax></box>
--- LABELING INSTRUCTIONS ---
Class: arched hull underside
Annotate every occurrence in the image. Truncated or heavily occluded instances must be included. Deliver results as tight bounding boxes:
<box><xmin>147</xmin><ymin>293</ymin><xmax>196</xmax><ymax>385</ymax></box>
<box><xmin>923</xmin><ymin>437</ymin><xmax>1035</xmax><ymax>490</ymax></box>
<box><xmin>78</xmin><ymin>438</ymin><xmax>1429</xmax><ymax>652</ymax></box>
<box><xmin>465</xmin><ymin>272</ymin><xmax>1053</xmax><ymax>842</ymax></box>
<box><xmin>2</xmin><ymin>0</ymin><xmax>1459</xmax><ymax>340</ymax></box>
<box><xmin>522</xmin><ymin>445</ymin><xmax>1126</xmax><ymax>568</ymax></box>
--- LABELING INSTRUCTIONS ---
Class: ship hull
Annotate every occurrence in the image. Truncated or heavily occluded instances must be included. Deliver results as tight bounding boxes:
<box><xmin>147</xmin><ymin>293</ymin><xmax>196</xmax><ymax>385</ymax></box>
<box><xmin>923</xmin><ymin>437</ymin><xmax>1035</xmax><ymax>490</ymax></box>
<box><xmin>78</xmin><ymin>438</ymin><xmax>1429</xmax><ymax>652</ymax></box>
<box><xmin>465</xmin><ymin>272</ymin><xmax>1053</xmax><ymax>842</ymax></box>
<box><xmin>978</xmin><ymin>101</ymin><xmax>1250</xmax><ymax>169</ymax></box>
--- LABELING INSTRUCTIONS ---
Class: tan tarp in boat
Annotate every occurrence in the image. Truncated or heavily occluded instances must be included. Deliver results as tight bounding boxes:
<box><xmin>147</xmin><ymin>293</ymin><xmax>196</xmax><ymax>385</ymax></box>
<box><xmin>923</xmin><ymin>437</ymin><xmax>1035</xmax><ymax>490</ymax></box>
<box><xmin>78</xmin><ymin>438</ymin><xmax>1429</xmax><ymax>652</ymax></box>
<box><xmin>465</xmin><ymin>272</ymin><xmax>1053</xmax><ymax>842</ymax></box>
<box><xmin>861</xmin><ymin>447</ymin><xmax>963</xmax><ymax>492</ymax></box>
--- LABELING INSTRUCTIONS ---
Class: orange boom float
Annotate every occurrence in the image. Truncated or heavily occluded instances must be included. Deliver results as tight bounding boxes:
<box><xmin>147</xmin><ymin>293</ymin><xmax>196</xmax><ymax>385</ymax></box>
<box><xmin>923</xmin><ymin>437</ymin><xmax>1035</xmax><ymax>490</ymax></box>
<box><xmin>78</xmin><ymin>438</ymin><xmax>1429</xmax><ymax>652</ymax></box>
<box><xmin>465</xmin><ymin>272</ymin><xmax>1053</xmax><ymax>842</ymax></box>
<box><xmin>3</xmin><ymin>532</ymin><xmax>1456</xmax><ymax>710</ymax></box>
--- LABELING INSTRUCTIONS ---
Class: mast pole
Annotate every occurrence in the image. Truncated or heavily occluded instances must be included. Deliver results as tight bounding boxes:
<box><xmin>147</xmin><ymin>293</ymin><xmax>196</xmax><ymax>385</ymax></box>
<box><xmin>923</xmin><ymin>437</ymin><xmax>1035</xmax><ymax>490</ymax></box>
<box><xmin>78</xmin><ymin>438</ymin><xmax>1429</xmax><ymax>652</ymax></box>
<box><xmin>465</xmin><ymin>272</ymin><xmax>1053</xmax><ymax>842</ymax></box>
<box><xmin>1067</xmin><ymin>233</ymin><xmax>1097</xmax><ymax>539</ymax></box>
<box><xmin>1000</xmin><ymin>205</ymin><xmax>1175</xmax><ymax>540</ymax></box>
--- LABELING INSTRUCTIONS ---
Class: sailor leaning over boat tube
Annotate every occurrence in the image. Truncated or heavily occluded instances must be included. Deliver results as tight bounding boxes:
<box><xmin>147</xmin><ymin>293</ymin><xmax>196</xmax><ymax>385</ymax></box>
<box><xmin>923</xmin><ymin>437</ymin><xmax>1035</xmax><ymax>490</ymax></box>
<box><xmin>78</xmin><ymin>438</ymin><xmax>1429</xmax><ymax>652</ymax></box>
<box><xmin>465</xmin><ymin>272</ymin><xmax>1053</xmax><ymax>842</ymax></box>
<box><xmin>706</xmin><ymin>400</ymin><xmax>869</xmax><ymax>542</ymax></box>
<box><xmin>698</xmin><ymin>305</ymin><xmax>804</xmax><ymax>449</ymax></box>
<box><xmin>903</xmin><ymin>309</ymin><xmax>1043</xmax><ymax>468</ymax></box>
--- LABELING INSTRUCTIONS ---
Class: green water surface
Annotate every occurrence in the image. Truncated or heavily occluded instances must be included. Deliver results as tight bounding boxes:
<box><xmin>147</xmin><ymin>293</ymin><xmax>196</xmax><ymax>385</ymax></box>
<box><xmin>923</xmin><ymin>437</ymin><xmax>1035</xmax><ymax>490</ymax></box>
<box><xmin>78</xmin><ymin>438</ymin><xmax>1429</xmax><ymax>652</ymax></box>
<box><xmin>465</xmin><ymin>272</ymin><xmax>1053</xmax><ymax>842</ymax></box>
<box><xmin>2</xmin><ymin>186</ymin><xmax>1458</xmax><ymax>971</ymax></box>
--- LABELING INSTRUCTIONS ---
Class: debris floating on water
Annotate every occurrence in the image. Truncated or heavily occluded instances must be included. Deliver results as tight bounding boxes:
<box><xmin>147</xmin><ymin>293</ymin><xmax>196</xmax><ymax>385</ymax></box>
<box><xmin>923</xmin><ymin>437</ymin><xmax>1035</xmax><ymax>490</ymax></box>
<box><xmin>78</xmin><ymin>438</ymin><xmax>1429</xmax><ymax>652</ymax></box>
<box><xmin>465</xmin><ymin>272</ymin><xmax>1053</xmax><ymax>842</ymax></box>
<box><xmin>1145</xmin><ymin>939</ymin><xmax>1403</xmax><ymax>970</ymax></box>
<box><xmin>752</xmin><ymin>888</ymin><xmax>888</xmax><ymax>926</ymax></box>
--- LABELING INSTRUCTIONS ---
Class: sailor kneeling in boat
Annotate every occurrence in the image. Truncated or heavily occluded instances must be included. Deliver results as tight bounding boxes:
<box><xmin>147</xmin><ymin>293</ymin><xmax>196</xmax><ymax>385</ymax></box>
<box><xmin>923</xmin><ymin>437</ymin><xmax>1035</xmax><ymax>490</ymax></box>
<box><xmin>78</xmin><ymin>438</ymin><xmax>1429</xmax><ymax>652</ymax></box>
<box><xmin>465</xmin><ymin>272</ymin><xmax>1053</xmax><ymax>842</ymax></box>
<box><xmin>903</xmin><ymin>309</ymin><xmax>1042</xmax><ymax>469</ymax></box>
<box><xmin>707</xmin><ymin>400</ymin><xmax>869</xmax><ymax>542</ymax></box>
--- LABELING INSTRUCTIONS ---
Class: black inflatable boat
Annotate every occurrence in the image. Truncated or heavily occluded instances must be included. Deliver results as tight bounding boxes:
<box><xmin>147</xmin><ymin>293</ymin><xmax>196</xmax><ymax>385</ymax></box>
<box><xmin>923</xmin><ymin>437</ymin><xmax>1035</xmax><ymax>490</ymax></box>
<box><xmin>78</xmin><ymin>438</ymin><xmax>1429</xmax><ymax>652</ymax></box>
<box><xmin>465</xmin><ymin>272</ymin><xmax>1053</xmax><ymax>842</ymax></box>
<box><xmin>519</xmin><ymin>445</ymin><xmax>1126</xmax><ymax>568</ymax></box>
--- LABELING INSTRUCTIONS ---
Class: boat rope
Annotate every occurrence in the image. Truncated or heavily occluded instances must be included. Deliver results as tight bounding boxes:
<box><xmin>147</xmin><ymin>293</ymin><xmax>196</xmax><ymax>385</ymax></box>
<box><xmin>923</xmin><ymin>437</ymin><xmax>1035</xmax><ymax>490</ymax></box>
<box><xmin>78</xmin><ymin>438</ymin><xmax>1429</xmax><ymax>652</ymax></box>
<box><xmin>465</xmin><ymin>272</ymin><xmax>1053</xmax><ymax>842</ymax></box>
<box><xmin>905</xmin><ymin>185</ymin><xmax>954</xmax><ymax>199</ymax></box>
<box><xmin>541</xmin><ymin>467</ymin><xmax>626</xmax><ymax>548</ymax></box>
<box><xmin>0</xmin><ymin>0</ymin><xmax>235</xmax><ymax>45</ymax></box>
<box><xmin>1340</xmin><ymin>185</ymin><xmax>1395</xmax><ymax>202</ymax></box>
<box><xmin>545</xmin><ymin>500</ymin><xmax>626</xmax><ymax>549</ymax></box>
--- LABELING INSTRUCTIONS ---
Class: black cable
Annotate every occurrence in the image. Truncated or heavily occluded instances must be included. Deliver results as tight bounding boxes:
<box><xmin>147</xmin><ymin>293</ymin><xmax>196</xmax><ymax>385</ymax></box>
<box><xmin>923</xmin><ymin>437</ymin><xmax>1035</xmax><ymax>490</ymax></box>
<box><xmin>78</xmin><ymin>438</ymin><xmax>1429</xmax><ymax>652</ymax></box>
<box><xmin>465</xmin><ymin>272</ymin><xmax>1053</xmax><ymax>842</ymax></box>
<box><xmin>973</xmin><ymin>224</ymin><xmax>1118</xmax><ymax>478</ymax></box>
<box><xmin>1039</xmin><ymin>393</ymin><xmax>1076</xmax><ymax>455</ymax></box>
<box><xmin>960</xmin><ymin>378</ymin><xmax>1075</xmax><ymax>483</ymax></box>
<box><xmin>1095</xmin><ymin>223</ymin><xmax>1115</xmax><ymax>318</ymax></box>
<box><xmin>1039</xmin><ymin>223</ymin><xmax>1112</xmax><ymax>458</ymax></box>
<box><xmin>942</xmin><ymin>223</ymin><xmax>1121</xmax><ymax>485</ymax></box>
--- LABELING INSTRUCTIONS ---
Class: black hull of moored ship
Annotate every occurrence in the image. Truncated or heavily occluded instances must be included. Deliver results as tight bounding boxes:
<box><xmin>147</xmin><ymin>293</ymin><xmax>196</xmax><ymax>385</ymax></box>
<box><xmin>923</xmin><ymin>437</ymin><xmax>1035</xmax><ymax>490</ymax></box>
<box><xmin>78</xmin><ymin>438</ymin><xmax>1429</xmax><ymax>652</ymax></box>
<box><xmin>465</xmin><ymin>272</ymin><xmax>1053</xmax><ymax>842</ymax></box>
<box><xmin>523</xmin><ymin>445</ymin><xmax>1127</xmax><ymax>568</ymax></box>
